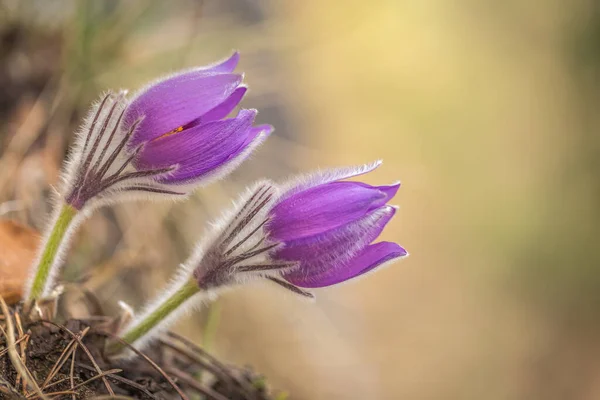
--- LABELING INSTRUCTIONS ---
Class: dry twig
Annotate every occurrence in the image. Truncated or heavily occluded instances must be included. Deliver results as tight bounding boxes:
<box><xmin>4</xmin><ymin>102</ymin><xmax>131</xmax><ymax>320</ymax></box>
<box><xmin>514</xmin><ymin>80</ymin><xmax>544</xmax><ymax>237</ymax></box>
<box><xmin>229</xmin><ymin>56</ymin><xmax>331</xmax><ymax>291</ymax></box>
<box><xmin>41</xmin><ymin>320</ymin><xmax>115</xmax><ymax>396</ymax></box>
<box><xmin>95</xmin><ymin>331</ymin><xmax>189</xmax><ymax>400</ymax></box>
<box><xmin>0</xmin><ymin>296</ymin><xmax>49</xmax><ymax>400</ymax></box>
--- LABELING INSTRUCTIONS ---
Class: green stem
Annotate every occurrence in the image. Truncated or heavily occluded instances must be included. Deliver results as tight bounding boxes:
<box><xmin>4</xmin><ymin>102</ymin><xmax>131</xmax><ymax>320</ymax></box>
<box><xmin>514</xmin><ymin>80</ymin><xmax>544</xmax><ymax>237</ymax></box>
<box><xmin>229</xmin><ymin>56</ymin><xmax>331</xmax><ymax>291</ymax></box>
<box><xmin>201</xmin><ymin>300</ymin><xmax>221</xmax><ymax>351</ymax></box>
<box><xmin>27</xmin><ymin>203</ymin><xmax>78</xmax><ymax>303</ymax></box>
<box><xmin>114</xmin><ymin>279</ymin><xmax>200</xmax><ymax>352</ymax></box>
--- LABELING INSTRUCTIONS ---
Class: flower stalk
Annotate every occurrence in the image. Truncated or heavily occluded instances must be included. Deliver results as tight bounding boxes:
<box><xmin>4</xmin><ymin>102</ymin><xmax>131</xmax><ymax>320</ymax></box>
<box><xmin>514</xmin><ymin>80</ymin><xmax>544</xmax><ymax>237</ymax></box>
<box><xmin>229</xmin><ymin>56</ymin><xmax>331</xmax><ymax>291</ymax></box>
<box><xmin>110</xmin><ymin>277</ymin><xmax>200</xmax><ymax>354</ymax></box>
<box><xmin>112</xmin><ymin>165</ymin><xmax>407</xmax><ymax>354</ymax></box>
<box><xmin>23</xmin><ymin>51</ymin><xmax>272</xmax><ymax>306</ymax></box>
<box><xmin>26</xmin><ymin>203</ymin><xmax>78</xmax><ymax>304</ymax></box>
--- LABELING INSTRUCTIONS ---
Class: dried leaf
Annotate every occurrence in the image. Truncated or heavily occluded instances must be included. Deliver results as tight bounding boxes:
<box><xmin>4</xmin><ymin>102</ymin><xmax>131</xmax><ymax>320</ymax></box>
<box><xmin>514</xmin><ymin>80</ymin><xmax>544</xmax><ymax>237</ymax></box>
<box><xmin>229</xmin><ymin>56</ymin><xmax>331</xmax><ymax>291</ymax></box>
<box><xmin>0</xmin><ymin>219</ymin><xmax>39</xmax><ymax>304</ymax></box>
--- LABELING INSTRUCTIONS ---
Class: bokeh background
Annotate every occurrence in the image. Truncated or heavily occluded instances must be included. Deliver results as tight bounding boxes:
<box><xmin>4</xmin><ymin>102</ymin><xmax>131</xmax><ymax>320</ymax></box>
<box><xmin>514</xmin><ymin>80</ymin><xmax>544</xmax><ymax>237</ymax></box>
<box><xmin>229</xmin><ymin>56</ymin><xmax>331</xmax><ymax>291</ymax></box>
<box><xmin>1</xmin><ymin>1</ymin><xmax>600</xmax><ymax>399</ymax></box>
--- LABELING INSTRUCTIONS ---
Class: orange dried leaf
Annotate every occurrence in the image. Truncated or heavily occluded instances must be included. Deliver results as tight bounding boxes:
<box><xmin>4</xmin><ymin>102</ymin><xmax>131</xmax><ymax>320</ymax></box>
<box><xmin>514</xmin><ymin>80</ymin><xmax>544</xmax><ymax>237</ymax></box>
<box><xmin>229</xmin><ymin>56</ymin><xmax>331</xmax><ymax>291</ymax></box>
<box><xmin>0</xmin><ymin>219</ymin><xmax>39</xmax><ymax>304</ymax></box>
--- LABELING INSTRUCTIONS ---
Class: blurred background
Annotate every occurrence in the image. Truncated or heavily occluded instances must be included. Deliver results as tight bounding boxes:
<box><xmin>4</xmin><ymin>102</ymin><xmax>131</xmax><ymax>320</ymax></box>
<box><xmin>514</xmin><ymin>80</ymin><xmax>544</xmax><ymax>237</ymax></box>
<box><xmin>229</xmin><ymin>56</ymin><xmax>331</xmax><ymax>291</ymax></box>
<box><xmin>1</xmin><ymin>0</ymin><xmax>600</xmax><ymax>399</ymax></box>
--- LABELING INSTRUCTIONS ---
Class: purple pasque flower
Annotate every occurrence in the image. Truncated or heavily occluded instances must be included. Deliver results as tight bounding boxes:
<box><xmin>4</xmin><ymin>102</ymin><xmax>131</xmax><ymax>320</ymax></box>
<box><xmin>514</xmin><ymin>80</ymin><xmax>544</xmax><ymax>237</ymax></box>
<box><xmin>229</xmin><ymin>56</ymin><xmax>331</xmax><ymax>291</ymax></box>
<box><xmin>63</xmin><ymin>52</ymin><xmax>271</xmax><ymax>210</ymax></box>
<box><xmin>124</xmin><ymin>52</ymin><xmax>271</xmax><ymax>184</ymax></box>
<box><xmin>191</xmin><ymin>161</ymin><xmax>407</xmax><ymax>298</ymax></box>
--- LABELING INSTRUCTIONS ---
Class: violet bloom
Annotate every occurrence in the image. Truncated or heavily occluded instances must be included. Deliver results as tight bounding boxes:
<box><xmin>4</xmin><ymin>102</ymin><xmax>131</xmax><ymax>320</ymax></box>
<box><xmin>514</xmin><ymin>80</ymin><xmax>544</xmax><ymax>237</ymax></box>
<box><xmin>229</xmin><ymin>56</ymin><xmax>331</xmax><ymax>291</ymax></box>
<box><xmin>191</xmin><ymin>161</ymin><xmax>407</xmax><ymax>297</ymax></box>
<box><xmin>113</xmin><ymin>162</ymin><xmax>406</xmax><ymax>350</ymax></box>
<box><xmin>24</xmin><ymin>52</ymin><xmax>272</xmax><ymax>302</ymax></box>
<box><xmin>64</xmin><ymin>52</ymin><xmax>271</xmax><ymax>210</ymax></box>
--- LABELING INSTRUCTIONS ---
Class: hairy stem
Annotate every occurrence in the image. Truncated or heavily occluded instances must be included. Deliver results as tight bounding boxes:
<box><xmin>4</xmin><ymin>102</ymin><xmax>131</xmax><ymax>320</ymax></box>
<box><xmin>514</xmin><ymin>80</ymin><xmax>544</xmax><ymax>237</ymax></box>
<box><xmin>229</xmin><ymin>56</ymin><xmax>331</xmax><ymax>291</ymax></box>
<box><xmin>26</xmin><ymin>204</ymin><xmax>78</xmax><ymax>303</ymax></box>
<box><xmin>113</xmin><ymin>279</ymin><xmax>200</xmax><ymax>353</ymax></box>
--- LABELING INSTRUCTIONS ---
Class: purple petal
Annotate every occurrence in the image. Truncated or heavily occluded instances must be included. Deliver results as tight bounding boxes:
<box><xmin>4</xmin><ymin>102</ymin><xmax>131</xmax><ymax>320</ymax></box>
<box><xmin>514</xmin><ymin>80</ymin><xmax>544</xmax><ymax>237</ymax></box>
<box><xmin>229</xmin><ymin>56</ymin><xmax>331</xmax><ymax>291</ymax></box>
<box><xmin>201</xmin><ymin>51</ymin><xmax>240</xmax><ymax>74</ymax></box>
<box><xmin>268</xmin><ymin>181</ymin><xmax>391</xmax><ymax>241</ymax></box>
<box><xmin>136</xmin><ymin>109</ymin><xmax>268</xmax><ymax>184</ymax></box>
<box><xmin>250</xmin><ymin>124</ymin><xmax>274</xmax><ymax>136</ymax></box>
<box><xmin>126</xmin><ymin>73</ymin><xmax>243</xmax><ymax>146</ymax></box>
<box><xmin>284</xmin><ymin>241</ymin><xmax>407</xmax><ymax>288</ymax></box>
<box><xmin>279</xmin><ymin>160</ymin><xmax>382</xmax><ymax>200</ymax></box>
<box><xmin>366</xmin><ymin>182</ymin><xmax>400</xmax><ymax>210</ymax></box>
<box><xmin>272</xmin><ymin>205</ymin><xmax>396</xmax><ymax>271</ymax></box>
<box><xmin>186</xmin><ymin>123</ymin><xmax>273</xmax><ymax>186</ymax></box>
<box><xmin>201</xmin><ymin>86</ymin><xmax>247</xmax><ymax>122</ymax></box>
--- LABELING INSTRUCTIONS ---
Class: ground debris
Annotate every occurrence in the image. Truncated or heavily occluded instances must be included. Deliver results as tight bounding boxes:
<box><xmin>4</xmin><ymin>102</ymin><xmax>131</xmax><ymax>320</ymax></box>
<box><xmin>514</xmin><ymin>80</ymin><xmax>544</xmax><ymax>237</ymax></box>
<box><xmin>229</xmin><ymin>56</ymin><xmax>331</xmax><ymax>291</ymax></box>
<box><xmin>0</xmin><ymin>314</ymin><xmax>275</xmax><ymax>400</ymax></box>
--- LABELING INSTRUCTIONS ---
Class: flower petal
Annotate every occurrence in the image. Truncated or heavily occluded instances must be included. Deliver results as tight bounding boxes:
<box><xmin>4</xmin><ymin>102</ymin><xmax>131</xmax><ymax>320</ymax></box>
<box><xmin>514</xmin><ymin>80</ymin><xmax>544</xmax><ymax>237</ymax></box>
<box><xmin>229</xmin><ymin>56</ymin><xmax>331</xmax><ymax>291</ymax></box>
<box><xmin>278</xmin><ymin>160</ymin><xmax>382</xmax><ymax>200</ymax></box>
<box><xmin>136</xmin><ymin>109</ymin><xmax>269</xmax><ymax>184</ymax></box>
<box><xmin>268</xmin><ymin>181</ymin><xmax>390</xmax><ymax>241</ymax></box>
<box><xmin>284</xmin><ymin>241</ymin><xmax>407</xmax><ymax>288</ymax></box>
<box><xmin>201</xmin><ymin>86</ymin><xmax>247</xmax><ymax>122</ymax></box>
<box><xmin>192</xmin><ymin>123</ymin><xmax>272</xmax><ymax>185</ymax></box>
<box><xmin>366</xmin><ymin>182</ymin><xmax>400</xmax><ymax>210</ymax></box>
<box><xmin>202</xmin><ymin>51</ymin><xmax>240</xmax><ymax>74</ymax></box>
<box><xmin>272</xmin><ymin>205</ymin><xmax>396</xmax><ymax>272</ymax></box>
<box><xmin>127</xmin><ymin>73</ymin><xmax>243</xmax><ymax>146</ymax></box>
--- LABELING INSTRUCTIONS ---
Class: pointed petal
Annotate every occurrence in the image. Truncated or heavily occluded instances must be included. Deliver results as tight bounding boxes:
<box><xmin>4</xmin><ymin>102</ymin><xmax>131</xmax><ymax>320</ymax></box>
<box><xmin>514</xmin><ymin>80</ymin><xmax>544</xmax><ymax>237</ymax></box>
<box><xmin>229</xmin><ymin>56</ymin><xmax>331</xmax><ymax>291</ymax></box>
<box><xmin>249</xmin><ymin>124</ymin><xmax>274</xmax><ymax>136</ymax></box>
<box><xmin>126</xmin><ymin>73</ymin><xmax>243</xmax><ymax>146</ymax></box>
<box><xmin>268</xmin><ymin>181</ymin><xmax>390</xmax><ymax>241</ymax></box>
<box><xmin>366</xmin><ymin>182</ymin><xmax>400</xmax><ymax>210</ymax></box>
<box><xmin>190</xmin><ymin>123</ymin><xmax>273</xmax><ymax>187</ymax></box>
<box><xmin>202</xmin><ymin>51</ymin><xmax>240</xmax><ymax>74</ymax></box>
<box><xmin>201</xmin><ymin>86</ymin><xmax>247</xmax><ymax>122</ymax></box>
<box><xmin>284</xmin><ymin>241</ymin><xmax>407</xmax><ymax>288</ymax></box>
<box><xmin>176</xmin><ymin>52</ymin><xmax>240</xmax><ymax>76</ymax></box>
<box><xmin>272</xmin><ymin>205</ymin><xmax>396</xmax><ymax>272</ymax></box>
<box><xmin>278</xmin><ymin>160</ymin><xmax>382</xmax><ymax>200</ymax></box>
<box><xmin>136</xmin><ymin>110</ymin><xmax>270</xmax><ymax>184</ymax></box>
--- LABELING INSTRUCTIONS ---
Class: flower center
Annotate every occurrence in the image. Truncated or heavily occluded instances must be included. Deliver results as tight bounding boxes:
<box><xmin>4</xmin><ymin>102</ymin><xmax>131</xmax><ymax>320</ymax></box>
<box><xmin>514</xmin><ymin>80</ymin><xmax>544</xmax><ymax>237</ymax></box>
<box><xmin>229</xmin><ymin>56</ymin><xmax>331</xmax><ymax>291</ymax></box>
<box><xmin>153</xmin><ymin>125</ymin><xmax>184</xmax><ymax>141</ymax></box>
<box><xmin>152</xmin><ymin>116</ymin><xmax>204</xmax><ymax>142</ymax></box>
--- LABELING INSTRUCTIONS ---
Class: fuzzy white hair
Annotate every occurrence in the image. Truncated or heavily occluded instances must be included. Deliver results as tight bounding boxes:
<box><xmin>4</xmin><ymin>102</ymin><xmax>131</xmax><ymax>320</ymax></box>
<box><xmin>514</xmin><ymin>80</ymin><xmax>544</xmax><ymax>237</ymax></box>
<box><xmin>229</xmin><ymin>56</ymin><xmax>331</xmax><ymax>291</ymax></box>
<box><xmin>276</xmin><ymin>160</ymin><xmax>382</xmax><ymax>202</ymax></box>
<box><xmin>25</xmin><ymin>83</ymin><xmax>271</xmax><ymax>300</ymax></box>
<box><xmin>117</xmin><ymin>265</ymin><xmax>215</xmax><ymax>355</ymax></box>
<box><xmin>115</xmin><ymin>177</ymin><xmax>326</xmax><ymax>350</ymax></box>
<box><xmin>190</xmin><ymin>180</ymin><xmax>292</xmax><ymax>287</ymax></box>
<box><xmin>115</xmin><ymin>165</ymin><xmax>400</xmax><ymax>352</ymax></box>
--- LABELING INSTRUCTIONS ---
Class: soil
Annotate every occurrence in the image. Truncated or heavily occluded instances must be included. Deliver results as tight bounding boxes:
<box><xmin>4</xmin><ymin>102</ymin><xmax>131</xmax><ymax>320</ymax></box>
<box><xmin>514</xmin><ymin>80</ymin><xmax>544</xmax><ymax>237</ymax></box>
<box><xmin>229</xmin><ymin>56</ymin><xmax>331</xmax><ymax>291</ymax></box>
<box><xmin>0</xmin><ymin>314</ymin><xmax>273</xmax><ymax>400</ymax></box>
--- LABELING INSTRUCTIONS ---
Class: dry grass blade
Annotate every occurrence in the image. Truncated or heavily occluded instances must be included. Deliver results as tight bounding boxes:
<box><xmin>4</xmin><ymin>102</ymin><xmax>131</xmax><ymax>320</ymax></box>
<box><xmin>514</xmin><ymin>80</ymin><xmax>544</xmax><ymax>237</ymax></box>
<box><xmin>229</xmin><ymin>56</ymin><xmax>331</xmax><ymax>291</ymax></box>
<box><xmin>35</xmin><ymin>365</ymin><xmax>116</xmax><ymax>396</ymax></box>
<box><xmin>41</xmin><ymin>326</ymin><xmax>89</xmax><ymax>389</ymax></box>
<box><xmin>89</xmin><ymin>396</ymin><xmax>136</xmax><ymax>400</ymax></box>
<box><xmin>159</xmin><ymin>339</ymin><xmax>239</xmax><ymax>396</ymax></box>
<box><xmin>29</xmin><ymin>390</ymin><xmax>76</xmax><ymax>399</ymax></box>
<box><xmin>0</xmin><ymin>296</ymin><xmax>49</xmax><ymax>400</ymax></box>
<box><xmin>41</xmin><ymin>321</ymin><xmax>115</xmax><ymax>396</ymax></box>
<box><xmin>41</xmin><ymin>338</ymin><xmax>77</xmax><ymax>388</ymax></box>
<box><xmin>69</xmin><ymin>347</ymin><xmax>77</xmax><ymax>400</ymax></box>
<box><xmin>167</xmin><ymin>332</ymin><xmax>227</xmax><ymax>372</ymax></box>
<box><xmin>167</xmin><ymin>331</ymin><xmax>259</xmax><ymax>397</ymax></box>
<box><xmin>0</xmin><ymin>374</ymin><xmax>24</xmax><ymax>399</ymax></box>
<box><xmin>166</xmin><ymin>367</ymin><xmax>229</xmax><ymax>400</ymax></box>
<box><xmin>68</xmin><ymin>369</ymin><xmax>122</xmax><ymax>392</ymax></box>
<box><xmin>97</xmin><ymin>332</ymin><xmax>189</xmax><ymax>400</ymax></box>
<box><xmin>76</xmin><ymin>363</ymin><xmax>159</xmax><ymax>400</ymax></box>
<box><xmin>13</xmin><ymin>304</ymin><xmax>28</xmax><ymax>395</ymax></box>
<box><xmin>28</xmin><ymin>377</ymin><xmax>69</xmax><ymax>396</ymax></box>
<box><xmin>0</xmin><ymin>334</ymin><xmax>30</xmax><ymax>357</ymax></box>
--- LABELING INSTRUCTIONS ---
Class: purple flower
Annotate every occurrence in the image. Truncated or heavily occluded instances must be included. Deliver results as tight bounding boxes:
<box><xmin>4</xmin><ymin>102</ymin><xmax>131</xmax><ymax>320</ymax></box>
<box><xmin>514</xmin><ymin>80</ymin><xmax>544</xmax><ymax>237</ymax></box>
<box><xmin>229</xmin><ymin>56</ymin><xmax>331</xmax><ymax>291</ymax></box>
<box><xmin>111</xmin><ymin>164</ymin><xmax>404</xmax><ymax>352</ymax></box>
<box><xmin>124</xmin><ymin>52</ymin><xmax>270</xmax><ymax>184</ymax></box>
<box><xmin>191</xmin><ymin>161</ymin><xmax>407</xmax><ymax>297</ymax></box>
<box><xmin>63</xmin><ymin>52</ymin><xmax>271</xmax><ymax>209</ymax></box>
<box><xmin>267</xmin><ymin>178</ymin><xmax>404</xmax><ymax>289</ymax></box>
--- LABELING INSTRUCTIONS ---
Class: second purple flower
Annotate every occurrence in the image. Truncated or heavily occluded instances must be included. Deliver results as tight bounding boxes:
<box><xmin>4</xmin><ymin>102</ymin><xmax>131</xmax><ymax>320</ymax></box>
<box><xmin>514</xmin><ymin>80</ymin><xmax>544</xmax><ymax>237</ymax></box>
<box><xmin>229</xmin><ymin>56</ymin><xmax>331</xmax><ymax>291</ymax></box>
<box><xmin>190</xmin><ymin>161</ymin><xmax>407</xmax><ymax>297</ymax></box>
